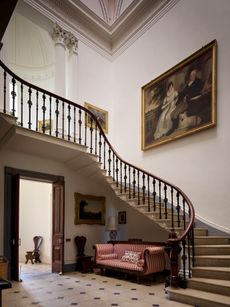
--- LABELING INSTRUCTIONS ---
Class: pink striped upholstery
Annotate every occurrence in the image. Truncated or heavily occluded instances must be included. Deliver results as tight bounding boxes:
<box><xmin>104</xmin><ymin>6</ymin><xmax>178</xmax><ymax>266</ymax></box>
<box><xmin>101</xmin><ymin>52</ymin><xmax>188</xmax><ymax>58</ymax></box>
<box><xmin>96</xmin><ymin>259</ymin><xmax>143</xmax><ymax>272</ymax></box>
<box><xmin>94</xmin><ymin>243</ymin><xmax>166</xmax><ymax>277</ymax></box>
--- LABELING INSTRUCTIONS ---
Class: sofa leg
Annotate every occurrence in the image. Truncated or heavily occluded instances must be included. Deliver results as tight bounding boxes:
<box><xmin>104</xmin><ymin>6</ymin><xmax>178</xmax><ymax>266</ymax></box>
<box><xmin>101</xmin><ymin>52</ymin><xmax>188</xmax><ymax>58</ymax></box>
<box><xmin>100</xmin><ymin>268</ymin><xmax>105</xmax><ymax>276</ymax></box>
<box><xmin>137</xmin><ymin>274</ymin><xmax>141</xmax><ymax>284</ymax></box>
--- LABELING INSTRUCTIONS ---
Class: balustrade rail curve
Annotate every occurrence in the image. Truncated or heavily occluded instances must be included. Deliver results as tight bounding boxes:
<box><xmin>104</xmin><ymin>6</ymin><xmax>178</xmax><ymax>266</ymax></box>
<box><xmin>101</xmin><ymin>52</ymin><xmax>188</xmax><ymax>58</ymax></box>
<box><xmin>0</xmin><ymin>60</ymin><xmax>195</xmax><ymax>287</ymax></box>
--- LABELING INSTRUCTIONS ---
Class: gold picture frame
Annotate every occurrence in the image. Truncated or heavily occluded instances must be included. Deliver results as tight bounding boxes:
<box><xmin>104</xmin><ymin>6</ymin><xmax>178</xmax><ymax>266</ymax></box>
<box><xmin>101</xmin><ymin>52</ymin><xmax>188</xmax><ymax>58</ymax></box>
<box><xmin>74</xmin><ymin>193</ymin><xmax>106</xmax><ymax>225</ymax></box>
<box><xmin>142</xmin><ymin>40</ymin><xmax>217</xmax><ymax>150</ymax></box>
<box><xmin>84</xmin><ymin>102</ymin><xmax>108</xmax><ymax>133</ymax></box>
<box><xmin>38</xmin><ymin>119</ymin><xmax>52</xmax><ymax>133</ymax></box>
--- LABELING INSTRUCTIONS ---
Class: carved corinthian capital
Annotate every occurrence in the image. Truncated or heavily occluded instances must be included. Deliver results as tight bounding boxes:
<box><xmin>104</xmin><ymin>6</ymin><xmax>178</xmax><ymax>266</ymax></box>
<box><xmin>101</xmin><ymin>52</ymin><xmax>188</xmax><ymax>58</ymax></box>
<box><xmin>52</xmin><ymin>23</ymin><xmax>68</xmax><ymax>47</ymax></box>
<box><xmin>66</xmin><ymin>33</ymin><xmax>78</xmax><ymax>54</ymax></box>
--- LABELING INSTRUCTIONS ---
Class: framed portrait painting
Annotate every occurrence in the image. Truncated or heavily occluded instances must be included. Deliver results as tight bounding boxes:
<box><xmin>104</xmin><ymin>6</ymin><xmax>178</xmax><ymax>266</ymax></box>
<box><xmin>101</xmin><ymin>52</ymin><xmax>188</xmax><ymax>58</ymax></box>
<box><xmin>141</xmin><ymin>40</ymin><xmax>217</xmax><ymax>150</ymax></box>
<box><xmin>84</xmin><ymin>102</ymin><xmax>108</xmax><ymax>133</ymax></box>
<box><xmin>74</xmin><ymin>193</ymin><xmax>106</xmax><ymax>225</ymax></box>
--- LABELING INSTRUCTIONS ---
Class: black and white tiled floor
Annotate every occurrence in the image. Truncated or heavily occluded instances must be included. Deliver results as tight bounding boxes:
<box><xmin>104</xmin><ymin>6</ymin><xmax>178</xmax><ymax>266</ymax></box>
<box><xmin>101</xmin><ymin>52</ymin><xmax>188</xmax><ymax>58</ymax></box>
<box><xmin>2</xmin><ymin>263</ymin><xmax>192</xmax><ymax>307</ymax></box>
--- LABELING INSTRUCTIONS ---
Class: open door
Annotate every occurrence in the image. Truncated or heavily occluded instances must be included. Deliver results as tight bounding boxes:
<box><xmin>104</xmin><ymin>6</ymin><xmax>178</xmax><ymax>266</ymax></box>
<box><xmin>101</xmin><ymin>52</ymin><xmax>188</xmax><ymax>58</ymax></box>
<box><xmin>52</xmin><ymin>180</ymin><xmax>65</xmax><ymax>274</ymax></box>
<box><xmin>11</xmin><ymin>174</ymin><xmax>20</xmax><ymax>281</ymax></box>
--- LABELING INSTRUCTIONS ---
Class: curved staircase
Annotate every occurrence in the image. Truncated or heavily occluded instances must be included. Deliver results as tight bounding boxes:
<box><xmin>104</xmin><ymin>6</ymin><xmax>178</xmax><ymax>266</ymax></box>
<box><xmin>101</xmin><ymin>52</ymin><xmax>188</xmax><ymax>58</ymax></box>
<box><xmin>1</xmin><ymin>60</ymin><xmax>230</xmax><ymax>307</ymax></box>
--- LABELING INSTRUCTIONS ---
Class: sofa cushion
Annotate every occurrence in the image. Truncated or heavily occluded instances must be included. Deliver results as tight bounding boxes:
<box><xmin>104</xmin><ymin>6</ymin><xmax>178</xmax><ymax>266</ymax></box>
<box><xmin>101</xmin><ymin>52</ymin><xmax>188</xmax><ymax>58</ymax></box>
<box><xmin>96</xmin><ymin>259</ymin><xmax>143</xmax><ymax>272</ymax></box>
<box><xmin>99</xmin><ymin>253</ymin><xmax>117</xmax><ymax>260</ymax></box>
<box><xmin>121</xmin><ymin>251</ymin><xmax>141</xmax><ymax>264</ymax></box>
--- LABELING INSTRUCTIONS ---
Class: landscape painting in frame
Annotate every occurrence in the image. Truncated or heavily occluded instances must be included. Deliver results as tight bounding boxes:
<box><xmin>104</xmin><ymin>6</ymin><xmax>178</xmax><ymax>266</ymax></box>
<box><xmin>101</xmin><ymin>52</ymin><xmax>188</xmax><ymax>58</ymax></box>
<box><xmin>84</xmin><ymin>102</ymin><xmax>108</xmax><ymax>133</ymax></box>
<box><xmin>141</xmin><ymin>40</ymin><xmax>217</xmax><ymax>150</ymax></box>
<box><xmin>74</xmin><ymin>193</ymin><xmax>105</xmax><ymax>225</ymax></box>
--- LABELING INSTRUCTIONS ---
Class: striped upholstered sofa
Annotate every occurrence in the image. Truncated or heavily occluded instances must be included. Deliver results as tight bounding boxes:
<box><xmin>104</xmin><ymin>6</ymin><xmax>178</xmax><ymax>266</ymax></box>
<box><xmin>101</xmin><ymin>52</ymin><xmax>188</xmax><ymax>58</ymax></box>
<box><xmin>94</xmin><ymin>242</ymin><xmax>166</xmax><ymax>283</ymax></box>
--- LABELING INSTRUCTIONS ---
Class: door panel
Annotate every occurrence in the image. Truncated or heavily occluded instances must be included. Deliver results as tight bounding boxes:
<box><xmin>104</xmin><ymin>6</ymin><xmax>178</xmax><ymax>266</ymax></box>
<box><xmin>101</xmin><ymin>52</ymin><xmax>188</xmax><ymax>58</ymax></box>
<box><xmin>11</xmin><ymin>174</ymin><xmax>20</xmax><ymax>281</ymax></box>
<box><xmin>52</xmin><ymin>181</ymin><xmax>65</xmax><ymax>273</ymax></box>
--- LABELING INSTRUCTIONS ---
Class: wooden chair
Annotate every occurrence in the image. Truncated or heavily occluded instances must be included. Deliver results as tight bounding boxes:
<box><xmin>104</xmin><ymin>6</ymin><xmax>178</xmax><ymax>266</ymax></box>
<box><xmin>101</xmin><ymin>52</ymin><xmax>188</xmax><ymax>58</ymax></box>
<box><xmin>25</xmin><ymin>236</ymin><xmax>43</xmax><ymax>264</ymax></box>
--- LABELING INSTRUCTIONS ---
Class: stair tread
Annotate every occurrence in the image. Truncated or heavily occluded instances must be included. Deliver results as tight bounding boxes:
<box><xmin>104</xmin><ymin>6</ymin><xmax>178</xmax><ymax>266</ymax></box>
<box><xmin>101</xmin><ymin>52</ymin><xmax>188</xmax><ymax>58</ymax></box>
<box><xmin>167</xmin><ymin>287</ymin><xmax>230</xmax><ymax>305</ymax></box>
<box><xmin>193</xmin><ymin>266</ymin><xmax>230</xmax><ymax>272</ymax></box>
<box><xmin>190</xmin><ymin>277</ymin><xmax>230</xmax><ymax>287</ymax></box>
<box><xmin>195</xmin><ymin>244</ymin><xmax>230</xmax><ymax>247</ymax></box>
<box><xmin>195</xmin><ymin>236</ymin><xmax>230</xmax><ymax>238</ymax></box>
<box><xmin>195</xmin><ymin>255</ymin><xmax>230</xmax><ymax>259</ymax></box>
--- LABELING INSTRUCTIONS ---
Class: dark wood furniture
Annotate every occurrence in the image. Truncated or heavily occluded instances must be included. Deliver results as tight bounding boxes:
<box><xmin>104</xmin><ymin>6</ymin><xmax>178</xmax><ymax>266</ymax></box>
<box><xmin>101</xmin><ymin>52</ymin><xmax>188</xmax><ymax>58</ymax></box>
<box><xmin>25</xmin><ymin>236</ymin><xmax>43</xmax><ymax>264</ymax></box>
<box><xmin>74</xmin><ymin>236</ymin><xmax>93</xmax><ymax>273</ymax></box>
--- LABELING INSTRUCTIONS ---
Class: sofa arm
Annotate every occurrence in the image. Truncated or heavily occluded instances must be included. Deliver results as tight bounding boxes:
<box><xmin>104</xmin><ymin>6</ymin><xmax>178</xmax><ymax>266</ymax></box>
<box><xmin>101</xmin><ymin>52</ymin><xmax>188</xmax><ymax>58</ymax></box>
<box><xmin>143</xmin><ymin>246</ymin><xmax>166</xmax><ymax>275</ymax></box>
<box><xmin>94</xmin><ymin>244</ymin><xmax>114</xmax><ymax>262</ymax></box>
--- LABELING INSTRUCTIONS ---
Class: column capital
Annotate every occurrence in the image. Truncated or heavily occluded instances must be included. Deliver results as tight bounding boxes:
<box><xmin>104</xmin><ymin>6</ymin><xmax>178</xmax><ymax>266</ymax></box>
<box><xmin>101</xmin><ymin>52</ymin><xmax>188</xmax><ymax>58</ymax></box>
<box><xmin>52</xmin><ymin>23</ymin><xmax>68</xmax><ymax>47</ymax></box>
<box><xmin>67</xmin><ymin>33</ymin><xmax>78</xmax><ymax>54</ymax></box>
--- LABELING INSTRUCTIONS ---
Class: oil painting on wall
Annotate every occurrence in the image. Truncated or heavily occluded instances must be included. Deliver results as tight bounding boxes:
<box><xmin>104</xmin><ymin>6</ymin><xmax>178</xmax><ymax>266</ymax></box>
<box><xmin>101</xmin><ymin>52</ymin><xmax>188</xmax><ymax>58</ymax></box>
<box><xmin>74</xmin><ymin>193</ymin><xmax>105</xmax><ymax>225</ymax></box>
<box><xmin>84</xmin><ymin>102</ymin><xmax>108</xmax><ymax>133</ymax></box>
<box><xmin>142</xmin><ymin>40</ymin><xmax>217</xmax><ymax>150</ymax></box>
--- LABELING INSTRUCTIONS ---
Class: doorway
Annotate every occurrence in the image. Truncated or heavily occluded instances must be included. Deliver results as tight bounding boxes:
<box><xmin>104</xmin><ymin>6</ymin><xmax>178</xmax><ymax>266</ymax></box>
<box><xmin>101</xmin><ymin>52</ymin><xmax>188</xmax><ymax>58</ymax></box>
<box><xmin>4</xmin><ymin>167</ymin><xmax>65</xmax><ymax>281</ymax></box>
<box><xmin>19</xmin><ymin>179</ymin><xmax>52</xmax><ymax>280</ymax></box>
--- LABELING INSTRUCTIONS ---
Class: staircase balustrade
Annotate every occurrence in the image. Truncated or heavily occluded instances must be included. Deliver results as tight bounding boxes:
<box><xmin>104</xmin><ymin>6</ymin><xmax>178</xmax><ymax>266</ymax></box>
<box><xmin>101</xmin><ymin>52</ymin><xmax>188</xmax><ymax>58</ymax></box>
<box><xmin>0</xmin><ymin>60</ymin><xmax>195</xmax><ymax>288</ymax></box>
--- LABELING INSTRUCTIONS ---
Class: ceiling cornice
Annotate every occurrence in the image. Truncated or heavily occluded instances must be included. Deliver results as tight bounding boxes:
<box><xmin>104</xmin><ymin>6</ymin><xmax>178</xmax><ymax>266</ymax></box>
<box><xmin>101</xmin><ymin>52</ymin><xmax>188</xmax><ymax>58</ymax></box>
<box><xmin>23</xmin><ymin>0</ymin><xmax>180</xmax><ymax>60</ymax></box>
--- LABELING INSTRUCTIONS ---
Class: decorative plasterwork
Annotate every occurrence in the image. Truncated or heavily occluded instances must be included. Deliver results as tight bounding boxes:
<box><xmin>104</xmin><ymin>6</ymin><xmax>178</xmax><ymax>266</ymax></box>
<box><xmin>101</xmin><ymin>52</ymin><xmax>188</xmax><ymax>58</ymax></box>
<box><xmin>52</xmin><ymin>23</ymin><xmax>78</xmax><ymax>54</ymax></box>
<box><xmin>23</xmin><ymin>0</ymin><xmax>180</xmax><ymax>59</ymax></box>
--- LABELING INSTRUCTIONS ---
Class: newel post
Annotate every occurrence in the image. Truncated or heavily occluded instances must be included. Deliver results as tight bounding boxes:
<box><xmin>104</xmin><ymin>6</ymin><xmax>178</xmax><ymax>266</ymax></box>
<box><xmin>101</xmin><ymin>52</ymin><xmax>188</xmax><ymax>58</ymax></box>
<box><xmin>165</xmin><ymin>229</ymin><xmax>182</xmax><ymax>288</ymax></box>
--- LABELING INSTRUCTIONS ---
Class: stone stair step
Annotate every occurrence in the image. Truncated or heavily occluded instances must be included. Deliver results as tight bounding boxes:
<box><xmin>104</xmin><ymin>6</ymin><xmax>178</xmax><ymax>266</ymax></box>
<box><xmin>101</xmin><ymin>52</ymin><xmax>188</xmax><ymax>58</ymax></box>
<box><xmin>193</xmin><ymin>228</ymin><xmax>208</xmax><ymax>236</ymax></box>
<box><xmin>188</xmin><ymin>277</ymin><xmax>230</xmax><ymax>296</ymax></box>
<box><xmin>153</xmin><ymin>218</ymin><xmax>189</xmax><ymax>228</ymax></box>
<box><xmin>192</xmin><ymin>266</ymin><xmax>230</xmax><ymax>280</ymax></box>
<box><xmin>194</xmin><ymin>245</ymin><xmax>230</xmax><ymax>255</ymax></box>
<box><xmin>195</xmin><ymin>236</ymin><xmax>230</xmax><ymax>245</ymax></box>
<box><xmin>194</xmin><ymin>255</ymin><xmax>230</xmax><ymax>267</ymax></box>
<box><xmin>166</xmin><ymin>287</ymin><xmax>230</xmax><ymax>307</ymax></box>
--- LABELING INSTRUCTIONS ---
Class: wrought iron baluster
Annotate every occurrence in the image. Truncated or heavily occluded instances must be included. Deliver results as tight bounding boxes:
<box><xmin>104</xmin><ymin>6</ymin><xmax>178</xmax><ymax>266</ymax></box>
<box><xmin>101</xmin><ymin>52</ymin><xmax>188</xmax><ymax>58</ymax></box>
<box><xmin>142</xmin><ymin>173</ymin><xmax>146</xmax><ymax>205</ymax></box>
<box><xmin>164</xmin><ymin>184</ymin><xmax>168</xmax><ymax>219</ymax></box>
<box><xmin>36</xmin><ymin>91</ymin><xmax>39</xmax><ymax>131</ymax></box>
<box><xmin>84</xmin><ymin>111</ymin><xmax>87</xmax><ymax>146</ymax></box>
<box><xmin>147</xmin><ymin>175</ymin><xmax>150</xmax><ymax>212</ymax></box>
<box><xmin>171</xmin><ymin>187</ymin><xmax>174</xmax><ymax>229</ymax></box>
<box><xmin>55</xmin><ymin>99</ymin><xmax>59</xmax><ymax>137</ymax></box>
<box><xmin>133</xmin><ymin>169</ymin><xmax>136</xmax><ymax>198</ymax></box>
<box><xmin>99</xmin><ymin>132</ymin><xmax>102</xmax><ymax>163</ymax></box>
<box><xmin>3</xmin><ymin>71</ymin><xmax>6</xmax><ymax>113</ymax></box>
<box><xmin>124</xmin><ymin>164</ymin><xmax>127</xmax><ymax>192</ymax></box>
<box><xmin>115</xmin><ymin>157</ymin><xmax>118</xmax><ymax>187</ymax></box>
<box><xmin>108</xmin><ymin>148</ymin><xmax>111</xmax><ymax>176</ymax></box>
<box><xmin>90</xmin><ymin>116</ymin><xmax>93</xmax><ymax>153</ymax></box>
<box><xmin>120</xmin><ymin>161</ymin><xmax>123</xmax><ymax>193</ymax></box>
<box><xmin>67</xmin><ymin>103</ymin><xmax>71</xmax><ymax>140</ymax></box>
<box><xmin>95</xmin><ymin>124</ymin><xmax>98</xmax><ymax>155</ymax></box>
<box><xmin>182</xmin><ymin>239</ymin><xmax>186</xmax><ymax>282</ymax></box>
<box><xmin>176</xmin><ymin>192</ymin><xmax>180</xmax><ymax>227</ymax></box>
<box><xmin>112</xmin><ymin>152</ymin><xmax>115</xmax><ymax>181</ymax></box>
<box><xmin>187</xmin><ymin>232</ymin><xmax>191</xmax><ymax>278</ymax></box>
<box><xmin>62</xmin><ymin>101</ymin><xmax>65</xmax><ymax>139</ymax></box>
<box><xmin>11</xmin><ymin>77</ymin><xmax>16</xmax><ymax>116</ymax></box>
<box><xmin>74</xmin><ymin>107</ymin><xmax>76</xmax><ymax>142</ymax></box>
<box><xmin>78</xmin><ymin>108</ymin><xmax>82</xmax><ymax>144</ymax></box>
<box><xmin>20</xmin><ymin>83</ymin><xmax>23</xmax><ymax>126</ymax></box>
<box><xmin>42</xmin><ymin>93</ymin><xmax>46</xmax><ymax>133</ymax></box>
<box><xmin>28</xmin><ymin>87</ymin><xmax>32</xmax><ymax>129</ymax></box>
<box><xmin>159</xmin><ymin>181</ymin><xmax>162</xmax><ymax>219</ymax></box>
<box><xmin>49</xmin><ymin>96</ymin><xmax>52</xmax><ymax>135</ymax></box>
<box><xmin>128</xmin><ymin>165</ymin><xmax>131</xmax><ymax>199</ymax></box>
<box><xmin>103</xmin><ymin>140</ymin><xmax>106</xmax><ymax>170</ymax></box>
<box><xmin>191</xmin><ymin>227</ymin><xmax>195</xmax><ymax>267</ymax></box>
<box><xmin>183</xmin><ymin>198</ymin><xmax>186</xmax><ymax>230</ymax></box>
<box><xmin>153</xmin><ymin>178</ymin><xmax>156</xmax><ymax>211</ymax></box>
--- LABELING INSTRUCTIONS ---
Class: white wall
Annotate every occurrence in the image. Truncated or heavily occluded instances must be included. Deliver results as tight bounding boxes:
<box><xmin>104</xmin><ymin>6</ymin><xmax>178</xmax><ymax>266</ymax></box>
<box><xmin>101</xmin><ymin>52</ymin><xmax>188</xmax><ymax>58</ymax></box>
<box><xmin>110</xmin><ymin>0</ymin><xmax>230</xmax><ymax>232</ymax></box>
<box><xmin>19</xmin><ymin>179</ymin><xmax>52</xmax><ymax>264</ymax></box>
<box><xmin>0</xmin><ymin>149</ymin><xmax>165</xmax><ymax>261</ymax></box>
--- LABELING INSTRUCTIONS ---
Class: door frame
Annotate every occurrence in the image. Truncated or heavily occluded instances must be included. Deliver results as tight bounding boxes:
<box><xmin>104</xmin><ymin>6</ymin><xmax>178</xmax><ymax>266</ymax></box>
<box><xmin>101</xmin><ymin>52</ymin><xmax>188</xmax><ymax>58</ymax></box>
<box><xmin>4</xmin><ymin>166</ymin><xmax>65</xmax><ymax>280</ymax></box>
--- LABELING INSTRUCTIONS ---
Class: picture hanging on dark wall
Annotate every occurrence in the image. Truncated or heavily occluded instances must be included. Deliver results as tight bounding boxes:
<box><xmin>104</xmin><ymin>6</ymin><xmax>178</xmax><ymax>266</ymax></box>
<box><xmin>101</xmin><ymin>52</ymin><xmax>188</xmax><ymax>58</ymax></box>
<box><xmin>142</xmin><ymin>40</ymin><xmax>217</xmax><ymax>150</ymax></box>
